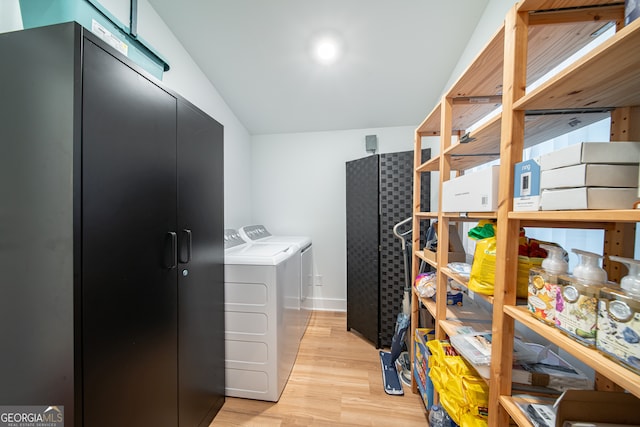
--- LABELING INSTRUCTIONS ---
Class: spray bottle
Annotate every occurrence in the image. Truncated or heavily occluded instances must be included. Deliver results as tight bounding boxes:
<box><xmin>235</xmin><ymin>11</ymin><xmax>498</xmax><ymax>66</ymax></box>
<box><xmin>597</xmin><ymin>256</ymin><xmax>640</xmax><ymax>373</ymax></box>
<box><xmin>555</xmin><ymin>249</ymin><xmax>607</xmax><ymax>345</ymax></box>
<box><xmin>528</xmin><ymin>244</ymin><xmax>569</xmax><ymax>324</ymax></box>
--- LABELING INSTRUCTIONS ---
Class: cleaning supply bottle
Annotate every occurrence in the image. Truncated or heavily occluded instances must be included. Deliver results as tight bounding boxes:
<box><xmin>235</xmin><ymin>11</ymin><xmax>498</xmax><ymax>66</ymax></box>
<box><xmin>572</xmin><ymin>249</ymin><xmax>607</xmax><ymax>284</ymax></box>
<box><xmin>555</xmin><ymin>249</ymin><xmax>608</xmax><ymax>346</ymax></box>
<box><xmin>527</xmin><ymin>244</ymin><xmax>568</xmax><ymax>324</ymax></box>
<box><xmin>541</xmin><ymin>244</ymin><xmax>569</xmax><ymax>275</ymax></box>
<box><xmin>609</xmin><ymin>256</ymin><xmax>640</xmax><ymax>294</ymax></box>
<box><xmin>596</xmin><ymin>256</ymin><xmax>640</xmax><ymax>373</ymax></box>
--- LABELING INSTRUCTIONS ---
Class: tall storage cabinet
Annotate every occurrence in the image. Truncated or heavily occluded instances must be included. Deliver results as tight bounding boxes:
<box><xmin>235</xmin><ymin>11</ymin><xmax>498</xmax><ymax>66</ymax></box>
<box><xmin>346</xmin><ymin>150</ymin><xmax>430</xmax><ymax>348</ymax></box>
<box><xmin>410</xmin><ymin>1</ymin><xmax>640</xmax><ymax>425</ymax></box>
<box><xmin>0</xmin><ymin>23</ymin><xmax>224</xmax><ymax>427</ymax></box>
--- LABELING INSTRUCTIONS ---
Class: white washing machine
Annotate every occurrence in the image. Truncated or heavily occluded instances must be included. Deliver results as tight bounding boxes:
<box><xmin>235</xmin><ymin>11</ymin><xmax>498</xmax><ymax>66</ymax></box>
<box><xmin>238</xmin><ymin>225</ymin><xmax>313</xmax><ymax>338</ymax></box>
<box><xmin>223</xmin><ymin>229</ymin><xmax>300</xmax><ymax>402</ymax></box>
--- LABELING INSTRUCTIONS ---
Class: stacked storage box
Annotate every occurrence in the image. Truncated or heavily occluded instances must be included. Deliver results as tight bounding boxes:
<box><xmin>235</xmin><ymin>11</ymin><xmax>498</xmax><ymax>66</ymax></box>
<box><xmin>539</xmin><ymin>142</ymin><xmax>640</xmax><ymax>210</ymax></box>
<box><xmin>413</xmin><ymin>328</ymin><xmax>435</xmax><ymax>410</ymax></box>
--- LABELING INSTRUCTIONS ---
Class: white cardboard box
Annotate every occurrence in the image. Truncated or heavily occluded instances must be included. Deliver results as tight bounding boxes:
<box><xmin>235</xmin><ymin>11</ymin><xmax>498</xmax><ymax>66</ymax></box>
<box><xmin>442</xmin><ymin>165</ymin><xmax>499</xmax><ymax>212</ymax></box>
<box><xmin>540</xmin><ymin>164</ymin><xmax>639</xmax><ymax>190</ymax></box>
<box><xmin>540</xmin><ymin>187</ymin><xmax>638</xmax><ymax>210</ymax></box>
<box><xmin>513</xmin><ymin>158</ymin><xmax>541</xmax><ymax>211</ymax></box>
<box><xmin>539</xmin><ymin>142</ymin><xmax>640</xmax><ymax>171</ymax></box>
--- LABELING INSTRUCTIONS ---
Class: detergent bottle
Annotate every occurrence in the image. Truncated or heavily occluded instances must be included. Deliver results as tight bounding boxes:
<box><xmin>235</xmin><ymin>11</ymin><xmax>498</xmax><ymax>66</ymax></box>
<box><xmin>597</xmin><ymin>256</ymin><xmax>640</xmax><ymax>373</ymax></box>
<box><xmin>527</xmin><ymin>244</ymin><xmax>568</xmax><ymax>324</ymax></box>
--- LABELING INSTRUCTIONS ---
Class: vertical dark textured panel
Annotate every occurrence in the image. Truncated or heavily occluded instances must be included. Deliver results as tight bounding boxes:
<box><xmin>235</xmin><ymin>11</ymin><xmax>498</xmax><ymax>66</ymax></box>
<box><xmin>346</xmin><ymin>155</ymin><xmax>380</xmax><ymax>346</ymax></box>
<box><xmin>177</xmin><ymin>100</ymin><xmax>225</xmax><ymax>426</ymax></box>
<box><xmin>347</xmin><ymin>150</ymin><xmax>431</xmax><ymax>349</ymax></box>
<box><xmin>82</xmin><ymin>39</ymin><xmax>178</xmax><ymax>427</ymax></box>
<box><xmin>379</xmin><ymin>149</ymin><xmax>431</xmax><ymax>347</ymax></box>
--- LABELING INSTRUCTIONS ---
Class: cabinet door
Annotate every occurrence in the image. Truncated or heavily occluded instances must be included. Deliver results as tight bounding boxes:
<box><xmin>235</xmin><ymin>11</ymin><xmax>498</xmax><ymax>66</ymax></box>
<box><xmin>176</xmin><ymin>100</ymin><xmax>225</xmax><ymax>426</ymax></box>
<box><xmin>81</xmin><ymin>40</ymin><xmax>178</xmax><ymax>427</ymax></box>
<box><xmin>346</xmin><ymin>155</ymin><xmax>381</xmax><ymax>347</ymax></box>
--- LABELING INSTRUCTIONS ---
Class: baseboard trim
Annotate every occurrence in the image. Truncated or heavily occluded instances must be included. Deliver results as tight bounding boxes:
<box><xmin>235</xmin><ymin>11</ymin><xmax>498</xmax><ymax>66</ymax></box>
<box><xmin>306</xmin><ymin>297</ymin><xmax>346</xmax><ymax>312</ymax></box>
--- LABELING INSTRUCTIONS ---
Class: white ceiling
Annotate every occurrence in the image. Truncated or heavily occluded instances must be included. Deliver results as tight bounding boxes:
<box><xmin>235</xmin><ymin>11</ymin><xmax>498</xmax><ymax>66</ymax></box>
<box><xmin>147</xmin><ymin>0</ymin><xmax>490</xmax><ymax>135</ymax></box>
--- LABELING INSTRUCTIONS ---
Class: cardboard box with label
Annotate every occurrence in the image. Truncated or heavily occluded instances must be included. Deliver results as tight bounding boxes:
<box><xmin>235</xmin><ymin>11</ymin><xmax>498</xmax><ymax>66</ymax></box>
<box><xmin>541</xmin><ymin>187</ymin><xmax>638</xmax><ymax>210</ymax></box>
<box><xmin>540</xmin><ymin>164</ymin><xmax>639</xmax><ymax>190</ymax></box>
<box><xmin>442</xmin><ymin>165</ymin><xmax>499</xmax><ymax>212</ymax></box>
<box><xmin>514</xmin><ymin>158</ymin><xmax>541</xmax><ymax>211</ymax></box>
<box><xmin>539</xmin><ymin>141</ymin><xmax>640</xmax><ymax>171</ymax></box>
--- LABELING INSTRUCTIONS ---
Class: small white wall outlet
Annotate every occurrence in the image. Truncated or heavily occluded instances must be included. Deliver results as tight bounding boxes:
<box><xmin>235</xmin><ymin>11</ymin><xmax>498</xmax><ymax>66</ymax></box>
<box><xmin>315</xmin><ymin>274</ymin><xmax>323</xmax><ymax>286</ymax></box>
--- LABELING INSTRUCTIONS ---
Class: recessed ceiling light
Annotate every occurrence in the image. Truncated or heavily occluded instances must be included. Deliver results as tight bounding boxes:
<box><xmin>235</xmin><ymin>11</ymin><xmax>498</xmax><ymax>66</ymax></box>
<box><xmin>311</xmin><ymin>35</ymin><xmax>342</xmax><ymax>65</ymax></box>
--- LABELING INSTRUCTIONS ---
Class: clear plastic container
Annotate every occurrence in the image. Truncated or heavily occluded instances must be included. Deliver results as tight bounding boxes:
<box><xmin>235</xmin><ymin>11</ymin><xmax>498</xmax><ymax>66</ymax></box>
<box><xmin>597</xmin><ymin>285</ymin><xmax>640</xmax><ymax>374</ymax></box>
<box><xmin>449</xmin><ymin>332</ymin><xmax>537</xmax><ymax>366</ymax></box>
<box><xmin>555</xmin><ymin>274</ymin><xmax>606</xmax><ymax>346</ymax></box>
<box><xmin>428</xmin><ymin>405</ymin><xmax>445</xmax><ymax>427</ymax></box>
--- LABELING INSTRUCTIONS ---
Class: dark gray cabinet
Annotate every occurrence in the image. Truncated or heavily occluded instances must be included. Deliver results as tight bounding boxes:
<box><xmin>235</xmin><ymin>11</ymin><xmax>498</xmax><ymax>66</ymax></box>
<box><xmin>0</xmin><ymin>23</ymin><xmax>224</xmax><ymax>427</ymax></box>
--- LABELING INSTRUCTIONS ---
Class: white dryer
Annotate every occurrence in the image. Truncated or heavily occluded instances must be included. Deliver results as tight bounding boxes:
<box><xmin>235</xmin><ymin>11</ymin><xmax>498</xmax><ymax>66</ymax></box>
<box><xmin>238</xmin><ymin>225</ymin><xmax>313</xmax><ymax>337</ymax></box>
<box><xmin>223</xmin><ymin>229</ymin><xmax>300</xmax><ymax>402</ymax></box>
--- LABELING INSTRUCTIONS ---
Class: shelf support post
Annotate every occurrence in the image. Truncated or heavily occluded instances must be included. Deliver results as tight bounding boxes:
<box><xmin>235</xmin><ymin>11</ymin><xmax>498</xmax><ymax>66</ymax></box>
<box><xmin>488</xmin><ymin>4</ymin><xmax>528</xmax><ymax>426</ymax></box>
<box><xmin>435</xmin><ymin>96</ymin><xmax>454</xmax><ymax>342</ymax></box>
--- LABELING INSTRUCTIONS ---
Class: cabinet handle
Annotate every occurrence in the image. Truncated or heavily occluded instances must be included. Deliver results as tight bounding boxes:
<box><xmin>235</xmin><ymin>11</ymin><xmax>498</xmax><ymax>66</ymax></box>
<box><xmin>179</xmin><ymin>229</ymin><xmax>192</xmax><ymax>264</ymax></box>
<box><xmin>165</xmin><ymin>232</ymin><xmax>177</xmax><ymax>269</ymax></box>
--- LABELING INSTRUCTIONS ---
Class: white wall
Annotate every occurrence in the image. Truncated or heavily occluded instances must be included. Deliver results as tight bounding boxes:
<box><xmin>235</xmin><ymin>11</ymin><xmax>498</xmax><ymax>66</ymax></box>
<box><xmin>251</xmin><ymin>127</ymin><xmax>438</xmax><ymax>311</ymax></box>
<box><xmin>0</xmin><ymin>0</ymin><xmax>253</xmax><ymax>229</ymax></box>
<box><xmin>248</xmin><ymin>0</ymin><xmax>513</xmax><ymax>312</ymax></box>
<box><xmin>135</xmin><ymin>0</ymin><xmax>252</xmax><ymax>229</ymax></box>
<box><xmin>443</xmin><ymin>0</ymin><xmax>515</xmax><ymax>94</ymax></box>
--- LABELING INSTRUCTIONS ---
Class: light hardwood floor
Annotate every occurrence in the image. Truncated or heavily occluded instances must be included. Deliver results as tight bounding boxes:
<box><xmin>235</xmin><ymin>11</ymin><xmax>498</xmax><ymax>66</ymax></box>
<box><xmin>210</xmin><ymin>311</ymin><xmax>428</xmax><ymax>426</ymax></box>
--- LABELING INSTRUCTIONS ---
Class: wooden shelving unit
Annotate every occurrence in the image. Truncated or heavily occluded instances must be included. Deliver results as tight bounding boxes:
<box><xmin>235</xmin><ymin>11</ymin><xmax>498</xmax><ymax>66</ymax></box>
<box><xmin>506</xmin><ymin>306</ymin><xmax>640</xmax><ymax>396</ymax></box>
<box><xmin>410</xmin><ymin>1</ymin><xmax>639</xmax><ymax>425</ymax></box>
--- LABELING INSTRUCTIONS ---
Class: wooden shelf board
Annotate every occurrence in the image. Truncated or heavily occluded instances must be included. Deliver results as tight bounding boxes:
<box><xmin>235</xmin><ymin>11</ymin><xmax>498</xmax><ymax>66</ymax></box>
<box><xmin>417</xmin><ymin>103</ymin><xmax>441</xmax><ymax>136</ymax></box>
<box><xmin>445</xmin><ymin>112</ymin><xmax>501</xmax><ymax>157</ymax></box>
<box><xmin>443</xmin><ymin>20</ymin><xmax>606</xmax><ymax>134</ymax></box>
<box><xmin>417</xmin><ymin>17</ymin><xmax>608</xmax><ymax>147</ymax></box>
<box><xmin>526</xmin><ymin>19</ymin><xmax>616</xmax><ymax>84</ymax></box>
<box><xmin>518</xmin><ymin>0</ymin><xmax>624</xmax><ymax>12</ymax></box>
<box><xmin>441</xmin><ymin>267</ymin><xmax>496</xmax><ymax>306</ymax></box>
<box><xmin>416</xmin><ymin>155</ymin><xmax>440</xmax><ymax>172</ymax></box>
<box><xmin>505</xmin><ymin>305</ymin><xmax>640</xmax><ymax>398</ymax></box>
<box><xmin>515</xmin><ymin>18</ymin><xmax>640</xmax><ymax>111</ymax></box>
<box><xmin>420</xmin><ymin>294</ymin><xmax>493</xmax><ymax>323</ymax></box>
<box><xmin>447</xmin><ymin>24</ymin><xmax>505</xmax><ymax>100</ymax></box>
<box><xmin>510</xmin><ymin>209</ymin><xmax>640</xmax><ymax>223</ymax></box>
<box><xmin>441</xmin><ymin>267</ymin><xmax>470</xmax><ymax>287</ymax></box>
<box><xmin>521</xmin><ymin>110</ymin><xmax>610</xmax><ymax>147</ymax></box>
<box><xmin>500</xmin><ymin>396</ymin><xmax>535</xmax><ymax>427</ymax></box>
<box><xmin>451</xmin><ymin>104</ymin><xmax>502</xmax><ymax>136</ymax></box>
<box><xmin>442</xmin><ymin>212</ymin><xmax>497</xmax><ymax>221</ymax></box>
<box><xmin>442</xmin><ymin>110</ymin><xmax>609</xmax><ymax>172</ymax></box>
<box><xmin>439</xmin><ymin>319</ymin><xmax>492</xmax><ymax>338</ymax></box>
<box><xmin>415</xmin><ymin>212</ymin><xmax>438</xmax><ymax>219</ymax></box>
<box><xmin>415</xmin><ymin>250</ymin><xmax>437</xmax><ymax>269</ymax></box>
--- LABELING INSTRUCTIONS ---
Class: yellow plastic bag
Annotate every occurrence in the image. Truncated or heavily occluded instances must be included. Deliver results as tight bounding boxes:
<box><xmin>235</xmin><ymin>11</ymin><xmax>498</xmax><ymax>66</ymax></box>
<box><xmin>439</xmin><ymin>390</ymin><xmax>465</xmax><ymax>425</ymax></box>
<box><xmin>468</xmin><ymin>233</ymin><xmax>497</xmax><ymax>296</ymax></box>
<box><xmin>459</xmin><ymin>411</ymin><xmax>488</xmax><ymax>427</ymax></box>
<box><xmin>468</xmin><ymin>222</ymin><xmax>546</xmax><ymax>298</ymax></box>
<box><xmin>461</xmin><ymin>375</ymin><xmax>489</xmax><ymax>418</ymax></box>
